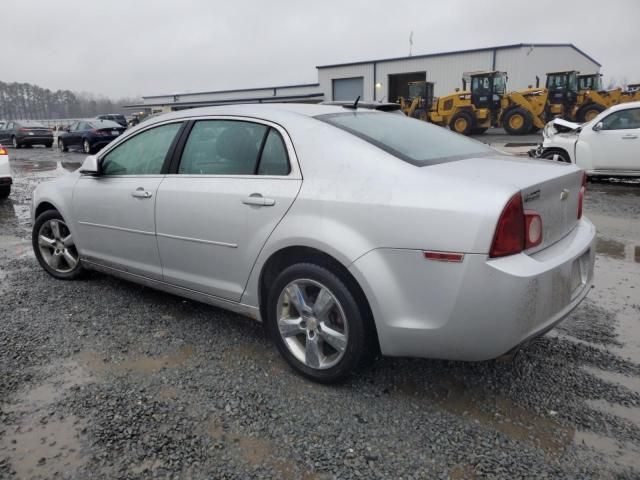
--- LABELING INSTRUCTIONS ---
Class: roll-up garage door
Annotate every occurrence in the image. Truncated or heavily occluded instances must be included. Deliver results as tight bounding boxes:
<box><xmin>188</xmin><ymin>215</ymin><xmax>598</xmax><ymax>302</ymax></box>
<box><xmin>332</xmin><ymin>77</ymin><xmax>364</xmax><ymax>101</ymax></box>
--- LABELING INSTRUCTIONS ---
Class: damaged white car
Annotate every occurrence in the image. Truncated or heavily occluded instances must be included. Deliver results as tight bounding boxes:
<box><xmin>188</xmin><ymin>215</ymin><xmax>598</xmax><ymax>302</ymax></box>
<box><xmin>530</xmin><ymin>101</ymin><xmax>640</xmax><ymax>177</ymax></box>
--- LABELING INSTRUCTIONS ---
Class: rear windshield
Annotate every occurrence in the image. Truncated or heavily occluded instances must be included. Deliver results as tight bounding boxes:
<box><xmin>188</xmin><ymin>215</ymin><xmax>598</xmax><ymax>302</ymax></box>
<box><xmin>20</xmin><ymin>121</ymin><xmax>46</xmax><ymax>128</ymax></box>
<box><xmin>90</xmin><ymin>119</ymin><xmax>122</xmax><ymax>128</ymax></box>
<box><xmin>316</xmin><ymin>112</ymin><xmax>494</xmax><ymax>166</ymax></box>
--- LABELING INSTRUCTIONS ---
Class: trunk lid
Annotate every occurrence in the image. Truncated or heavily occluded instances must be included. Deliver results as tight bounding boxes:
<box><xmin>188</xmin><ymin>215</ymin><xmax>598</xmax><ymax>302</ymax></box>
<box><xmin>429</xmin><ymin>155</ymin><xmax>583</xmax><ymax>252</ymax></box>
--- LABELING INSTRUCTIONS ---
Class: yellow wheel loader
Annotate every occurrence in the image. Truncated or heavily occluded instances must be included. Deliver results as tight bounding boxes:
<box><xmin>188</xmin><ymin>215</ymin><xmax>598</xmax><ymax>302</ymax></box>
<box><xmin>428</xmin><ymin>71</ymin><xmax>507</xmax><ymax>135</ymax></box>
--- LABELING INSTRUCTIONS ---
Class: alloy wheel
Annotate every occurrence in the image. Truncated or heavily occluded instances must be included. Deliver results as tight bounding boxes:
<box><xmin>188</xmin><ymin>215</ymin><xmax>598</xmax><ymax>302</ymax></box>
<box><xmin>12</xmin><ymin>136</ymin><xmax>18</xmax><ymax>148</ymax></box>
<box><xmin>37</xmin><ymin>219</ymin><xmax>79</xmax><ymax>273</ymax></box>
<box><xmin>83</xmin><ymin>140</ymin><xmax>91</xmax><ymax>154</ymax></box>
<box><xmin>276</xmin><ymin>279</ymin><xmax>348</xmax><ymax>370</ymax></box>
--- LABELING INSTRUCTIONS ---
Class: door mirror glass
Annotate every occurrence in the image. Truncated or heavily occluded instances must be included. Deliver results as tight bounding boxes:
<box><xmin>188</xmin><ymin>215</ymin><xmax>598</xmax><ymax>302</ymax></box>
<box><xmin>79</xmin><ymin>155</ymin><xmax>99</xmax><ymax>175</ymax></box>
<box><xmin>593</xmin><ymin>122</ymin><xmax>603</xmax><ymax>132</ymax></box>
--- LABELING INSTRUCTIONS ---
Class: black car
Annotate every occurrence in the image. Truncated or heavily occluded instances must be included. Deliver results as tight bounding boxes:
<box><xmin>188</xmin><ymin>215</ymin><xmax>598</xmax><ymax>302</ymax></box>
<box><xmin>0</xmin><ymin>120</ymin><xmax>54</xmax><ymax>148</ymax></box>
<box><xmin>58</xmin><ymin>119</ymin><xmax>126</xmax><ymax>154</ymax></box>
<box><xmin>95</xmin><ymin>114</ymin><xmax>128</xmax><ymax>128</ymax></box>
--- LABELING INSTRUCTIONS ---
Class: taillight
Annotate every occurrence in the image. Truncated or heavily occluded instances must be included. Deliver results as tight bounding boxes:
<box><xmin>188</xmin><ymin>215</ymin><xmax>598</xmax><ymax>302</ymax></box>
<box><xmin>17</xmin><ymin>128</ymin><xmax>28</xmax><ymax>132</ymax></box>
<box><xmin>490</xmin><ymin>193</ymin><xmax>543</xmax><ymax>258</ymax></box>
<box><xmin>524</xmin><ymin>211</ymin><xmax>543</xmax><ymax>249</ymax></box>
<box><xmin>91</xmin><ymin>129</ymin><xmax>106</xmax><ymax>136</ymax></box>
<box><xmin>577</xmin><ymin>172</ymin><xmax>586</xmax><ymax>219</ymax></box>
<box><xmin>0</xmin><ymin>145</ymin><xmax>7</xmax><ymax>155</ymax></box>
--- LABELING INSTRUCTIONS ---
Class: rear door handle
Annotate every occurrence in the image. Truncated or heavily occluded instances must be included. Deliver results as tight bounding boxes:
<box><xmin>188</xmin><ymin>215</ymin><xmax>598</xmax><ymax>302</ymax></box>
<box><xmin>242</xmin><ymin>193</ymin><xmax>275</xmax><ymax>207</ymax></box>
<box><xmin>622</xmin><ymin>134</ymin><xmax>638</xmax><ymax>139</ymax></box>
<box><xmin>131</xmin><ymin>187</ymin><xmax>153</xmax><ymax>199</ymax></box>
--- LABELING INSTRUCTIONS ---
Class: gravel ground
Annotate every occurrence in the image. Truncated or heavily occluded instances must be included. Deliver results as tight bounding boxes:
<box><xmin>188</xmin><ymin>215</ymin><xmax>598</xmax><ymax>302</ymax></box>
<box><xmin>1</xmin><ymin>146</ymin><xmax>639</xmax><ymax>479</ymax></box>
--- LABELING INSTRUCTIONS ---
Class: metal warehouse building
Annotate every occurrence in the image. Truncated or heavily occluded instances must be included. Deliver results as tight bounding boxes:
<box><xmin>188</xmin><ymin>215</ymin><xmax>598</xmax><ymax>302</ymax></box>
<box><xmin>133</xmin><ymin>43</ymin><xmax>600</xmax><ymax>112</ymax></box>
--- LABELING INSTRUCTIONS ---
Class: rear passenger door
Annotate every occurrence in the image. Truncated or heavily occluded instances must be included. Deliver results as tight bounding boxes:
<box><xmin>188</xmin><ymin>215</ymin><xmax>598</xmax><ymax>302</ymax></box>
<box><xmin>155</xmin><ymin>117</ymin><xmax>302</xmax><ymax>302</ymax></box>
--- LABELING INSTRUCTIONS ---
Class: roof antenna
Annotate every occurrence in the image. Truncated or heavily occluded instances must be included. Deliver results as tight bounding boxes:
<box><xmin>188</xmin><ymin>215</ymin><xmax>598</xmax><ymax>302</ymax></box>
<box><xmin>342</xmin><ymin>95</ymin><xmax>361</xmax><ymax>110</ymax></box>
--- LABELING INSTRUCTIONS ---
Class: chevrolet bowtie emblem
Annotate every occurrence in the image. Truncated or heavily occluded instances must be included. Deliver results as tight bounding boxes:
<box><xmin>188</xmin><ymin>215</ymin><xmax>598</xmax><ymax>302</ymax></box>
<box><xmin>560</xmin><ymin>189</ymin><xmax>570</xmax><ymax>201</ymax></box>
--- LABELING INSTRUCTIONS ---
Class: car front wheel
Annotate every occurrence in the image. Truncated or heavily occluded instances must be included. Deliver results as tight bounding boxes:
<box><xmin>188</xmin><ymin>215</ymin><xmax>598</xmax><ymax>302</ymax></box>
<box><xmin>32</xmin><ymin>210</ymin><xmax>85</xmax><ymax>280</ymax></box>
<box><xmin>58</xmin><ymin>138</ymin><xmax>68</xmax><ymax>152</ymax></box>
<box><xmin>83</xmin><ymin>139</ymin><xmax>92</xmax><ymax>154</ymax></box>
<box><xmin>266</xmin><ymin>262</ymin><xmax>373</xmax><ymax>383</ymax></box>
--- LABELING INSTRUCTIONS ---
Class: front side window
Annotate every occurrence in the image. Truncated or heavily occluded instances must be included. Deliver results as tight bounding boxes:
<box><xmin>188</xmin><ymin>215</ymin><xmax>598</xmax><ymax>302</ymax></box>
<box><xmin>178</xmin><ymin>120</ymin><xmax>269</xmax><ymax>175</ymax></box>
<box><xmin>317</xmin><ymin>112</ymin><xmax>494</xmax><ymax>166</ymax></box>
<box><xmin>101</xmin><ymin>122</ymin><xmax>182</xmax><ymax>175</ymax></box>
<box><xmin>601</xmin><ymin>108</ymin><xmax>640</xmax><ymax>131</ymax></box>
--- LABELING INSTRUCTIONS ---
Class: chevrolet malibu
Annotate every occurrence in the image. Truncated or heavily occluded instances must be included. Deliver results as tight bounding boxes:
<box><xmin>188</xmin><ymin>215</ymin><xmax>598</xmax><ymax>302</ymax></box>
<box><xmin>31</xmin><ymin>104</ymin><xmax>595</xmax><ymax>383</ymax></box>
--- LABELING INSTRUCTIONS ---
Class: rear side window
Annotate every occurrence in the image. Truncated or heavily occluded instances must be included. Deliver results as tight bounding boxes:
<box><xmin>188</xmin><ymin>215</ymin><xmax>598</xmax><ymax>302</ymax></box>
<box><xmin>316</xmin><ymin>112</ymin><xmax>494</xmax><ymax>166</ymax></box>
<box><xmin>258</xmin><ymin>129</ymin><xmax>290</xmax><ymax>175</ymax></box>
<box><xmin>101</xmin><ymin>122</ymin><xmax>182</xmax><ymax>175</ymax></box>
<box><xmin>178</xmin><ymin>120</ymin><xmax>290</xmax><ymax>176</ymax></box>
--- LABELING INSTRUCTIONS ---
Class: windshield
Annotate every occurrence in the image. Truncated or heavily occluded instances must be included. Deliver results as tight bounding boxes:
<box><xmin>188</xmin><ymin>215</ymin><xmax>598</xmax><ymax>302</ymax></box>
<box><xmin>408</xmin><ymin>82</ymin><xmax>426</xmax><ymax>98</ymax></box>
<box><xmin>493</xmin><ymin>74</ymin><xmax>506</xmax><ymax>94</ymax></box>
<box><xmin>316</xmin><ymin>112</ymin><xmax>495</xmax><ymax>167</ymax></box>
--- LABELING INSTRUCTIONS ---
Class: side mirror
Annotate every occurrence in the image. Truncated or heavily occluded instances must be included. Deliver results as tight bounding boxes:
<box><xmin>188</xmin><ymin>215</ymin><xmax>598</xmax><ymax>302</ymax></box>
<box><xmin>593</xmin><ymin>122</ymin><xmax>604</xmax><ymax>132</ymax></box>
<box><xmin>79</xmin><ymin>155</ymin><xmax>99</xmax><ymax>175</ymax></box>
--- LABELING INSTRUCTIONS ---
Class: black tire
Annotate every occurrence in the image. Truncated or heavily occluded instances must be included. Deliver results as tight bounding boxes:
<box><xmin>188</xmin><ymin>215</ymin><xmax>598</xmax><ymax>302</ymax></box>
<box><xmin>58</xmin><ymin>138</ymin><xmax>68</xmax><ymax>152</ymax></box>
<box><xmin>83</xmin><ymin>139</ymin><xmax>92</xmax><ymax>154</ymax></box>
<box><xmin>11</xmin><ymin>136</ymin><xmax>21</xmax><ymax>149</ymax></box>
<box><xmin>529</xmin><ymin>126</ymin><xmax>541</xmax><ymax>133</ymax></box>
<box><xmin>471</xmin><ymin>127</ymin><xmax>488</xmax><ymax>135</ymax></box>
<box><xmin>449</xmin><ymin>111</ymin><xmax>475</xmax><ymax>136</ymax></box>
<box><xmin>32</xmin><ymin>210</ymin><xmax>85</xmax><ymax>280</ymax></box>
<box><xmin>45</xmin><ymin>142</ymin><xmax>53</xmax><ymax>148</ymax></box>
<box><xmin>0</xmin><ymin>185</ymin><xmax>10</xmax><ymax>199</ymax></box>
<box><xmin>265</xmin><ymin>262</ymin><xmax>374</xmax><ymax>383</ymax></box>
<box><xmin>503</xmin><ymin>107</ymin><xmax>533</xmax><ymax>135</ymax></box>
<box><xmin>577</xmin><ymin>103</ymin><xmax>605</xmax><ymax>123</ymax></box>
<box><xmin>541</xmin><ymin>149</ymin><xmax>571</xmax><ymax>163</ymax></box>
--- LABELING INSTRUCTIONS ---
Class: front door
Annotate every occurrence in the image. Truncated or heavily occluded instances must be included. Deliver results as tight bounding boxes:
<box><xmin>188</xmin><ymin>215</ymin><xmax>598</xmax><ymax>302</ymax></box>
<box><xmin>155</xmin><ymin>118</ymin><xmax>301</xmax><ymax>302</ymax></box>
<box><xmin>583</xmin><ymin>107</ymin><xmax>640</xmax><ymax>171</ymax></box>
<box><xmin>72</xmin><ymin>121</ymin><xmax>183</xmax><ymax>279</ymax></box>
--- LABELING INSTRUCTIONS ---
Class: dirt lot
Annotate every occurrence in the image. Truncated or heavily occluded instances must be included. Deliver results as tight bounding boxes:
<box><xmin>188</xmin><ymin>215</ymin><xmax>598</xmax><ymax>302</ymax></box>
<box><xmin>1</xmin><ymin>143</ymin><xmax>639</xmax><ymax>479</ymax></box>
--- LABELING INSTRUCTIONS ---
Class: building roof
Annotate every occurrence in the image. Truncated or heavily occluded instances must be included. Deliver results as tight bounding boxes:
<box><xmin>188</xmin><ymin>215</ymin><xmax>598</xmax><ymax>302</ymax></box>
<box><xmin>316</xmin><ymin>43</ymin><xmax>601</xmax><ymax>69</ymax></box>
<box><xmin>142</xmin><ymin>82</ymin><xmax>320</xmax><ymax>100</ymax></box>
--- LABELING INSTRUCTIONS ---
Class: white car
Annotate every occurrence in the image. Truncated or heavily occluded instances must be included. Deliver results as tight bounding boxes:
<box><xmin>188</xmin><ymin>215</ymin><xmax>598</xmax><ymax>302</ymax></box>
<box><xmin>30</xmin><ymin>104</ymin><xmax>595</xmax><ymax>382</ymax></box>
<box><xmin>0</xmin><ymin>143</ymin><xmax>11</xmax><ymax>198</ymax></box>
<box><xmin>533</xmin><ymin>101</ymin><xmax>640</xmax><ymax>177</ymax></box>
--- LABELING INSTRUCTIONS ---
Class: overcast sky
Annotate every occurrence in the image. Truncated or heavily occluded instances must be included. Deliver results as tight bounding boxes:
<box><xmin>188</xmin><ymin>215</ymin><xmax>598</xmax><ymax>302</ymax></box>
<box><xmin>4</xmin><ymin>0</ymin><xmax>639</xmax><ymax>99</ymax></box>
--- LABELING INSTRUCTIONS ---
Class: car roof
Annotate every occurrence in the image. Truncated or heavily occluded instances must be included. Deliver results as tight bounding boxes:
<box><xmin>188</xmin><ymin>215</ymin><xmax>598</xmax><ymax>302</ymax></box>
<box><xmin>139</xmin><ymin>103</ymin><xmax>370</xmax><ymax>128</ymax></box>
<box><xmin>604</xmin><ymin>100</ymin><xmax>640</xmax><ymax>114</ymax></box>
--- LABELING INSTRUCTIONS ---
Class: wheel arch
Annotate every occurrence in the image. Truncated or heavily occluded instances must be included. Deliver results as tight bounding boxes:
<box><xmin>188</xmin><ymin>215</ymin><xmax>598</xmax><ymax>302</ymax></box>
<box><xmin>256</xmin><ymin>245</ymin><xmax>380</xmax><ymax>353</ymax></box>
<box><xmin>35</xmin><ymin>201</ymin><xmax>59</xmax><ymax>219</ymax></box>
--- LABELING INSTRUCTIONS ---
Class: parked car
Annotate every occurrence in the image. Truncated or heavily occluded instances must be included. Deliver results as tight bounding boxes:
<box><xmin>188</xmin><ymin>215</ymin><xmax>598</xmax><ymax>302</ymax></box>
<box><xmin>31</xmin><ymin>104</ymin><xmax>595</xmax><ymax>383</ymax></box>
<box><xmin>0</xmin><ymin>143</ymin><xmax>11</xmax><ymax>198</ymax></box>
<box><xmin>530</xmin><ymin>101</ymin><xmax>640</xmax><ymax>177</ymax></box>
<box><xmin>96</xmin><ymin>114</ymin><xmax>128</xmax><ymax>128</ymax></box>
<box><xmin>0</xmin><ymin>120</ymin><xmax>53</xmax><ymax>148</ymax></box>
<box><xmin>58</xmin><ymin>119</ymin><xmax>126</xmax><ymax>154</ymax></box>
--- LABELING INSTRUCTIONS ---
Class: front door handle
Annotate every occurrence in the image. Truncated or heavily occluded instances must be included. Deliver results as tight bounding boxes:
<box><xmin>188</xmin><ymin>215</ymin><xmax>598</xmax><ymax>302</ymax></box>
<box><xmin>131</xmin><ymin>187</ymin><xmax>153</xmax><ymax>199</ymax></box>
<box><xmin>622</xmin><ymin>134</ymin><xmax>638</xmax><ymax>139</ymax></box>
<box><xmin>242</xmin><ymin>193</ymin><xmax>275</xmax><ymax>207</ymax></box>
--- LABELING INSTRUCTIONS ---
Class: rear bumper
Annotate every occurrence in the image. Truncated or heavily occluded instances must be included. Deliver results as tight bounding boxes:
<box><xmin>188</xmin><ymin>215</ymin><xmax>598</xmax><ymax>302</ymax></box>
<box><xmin>348</xmin><ymin>217</ymin><xmax>596</xmax><ymax>361</ymax></box>
<box><xmin>0</xmin><ymin>176</ymin><xmax>12</xmax><ymax>186</ymax></box>
<box><xmin>18</xmin><ymin>135</ymin><xmax>53</xmax><ymax>145</ymax></box>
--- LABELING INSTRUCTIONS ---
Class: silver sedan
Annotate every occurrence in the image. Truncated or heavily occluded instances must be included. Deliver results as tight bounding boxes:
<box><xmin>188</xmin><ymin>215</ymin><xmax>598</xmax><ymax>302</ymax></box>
<box><xmin>31</xmin><ymin>104</ymin><xmax>596</xmax><ymax>382</ymax></box>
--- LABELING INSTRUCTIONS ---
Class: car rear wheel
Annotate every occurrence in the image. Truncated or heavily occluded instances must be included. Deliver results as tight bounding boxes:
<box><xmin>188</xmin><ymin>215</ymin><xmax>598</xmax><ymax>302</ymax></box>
<box><xmin>58</xmin><ymin>138</ymin><xmax>68</xmax><ymax>152</ymax></box>
<box><xmin>266</xmin><ymin>262</ymin><xmax>372</xmax><ymax>383</ymax></box>
<box><xmin>0</xmin><ymin>186</ymin><xmax>10</xmax><ymax>199</ymax></box>
<box><xmin>45</xmin><ymin>142</ymin><xmax>53</xmax><ymax>148</ymax></box>
<box><xmin>83</xmin><ymin>139</ymin><xmax>92</xmax><ymax>154</ymax></box>
<box><xmin>12</xmin><ymin>136</ymin><xmax>21</xmax><ymax>149</ymax></box>
<box><xmin>32</xmin><ymin>210</ymin><xmax>85</xmax><ymax>280</ymax></box>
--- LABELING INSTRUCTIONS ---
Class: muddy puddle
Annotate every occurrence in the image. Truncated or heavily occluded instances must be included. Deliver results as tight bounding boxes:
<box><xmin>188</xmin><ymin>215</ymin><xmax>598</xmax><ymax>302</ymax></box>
<box><xmin>393</xmin><ymin>377</ymin><xmax>573</xmax><ymax>455</ymax></box>
<box><xmin>207</xmin><ymin>421</ymin><xmax>322</xmax><ymax>480</ymax></box>
<box><xmin>79</xmin><ymin>345</ymin><xmax>195</xmax><ymax>375</ymax></box>
<box><xmin>0</xmin><ymin>359</ymin><xmax>93</xmax><ymax>478</ymax></box>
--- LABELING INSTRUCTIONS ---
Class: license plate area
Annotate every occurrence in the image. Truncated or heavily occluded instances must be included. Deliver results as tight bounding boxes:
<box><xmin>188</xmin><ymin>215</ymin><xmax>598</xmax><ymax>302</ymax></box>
<box><xmin>111</xmin><ymin>130</ymin><xmax>119</xmax><ymax>136</ymax></box>
<box><xmin>570</xmin><ymin>249</ymin><xmax>590</xmax><ymax>300</ymax></box>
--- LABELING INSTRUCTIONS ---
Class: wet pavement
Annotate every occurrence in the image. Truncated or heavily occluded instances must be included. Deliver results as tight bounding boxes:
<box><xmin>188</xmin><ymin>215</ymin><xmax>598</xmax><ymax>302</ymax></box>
<box><xmin>0</xmin><ymin>145</ymin><xmax>639</xmax><ymax>479</ymax></box>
